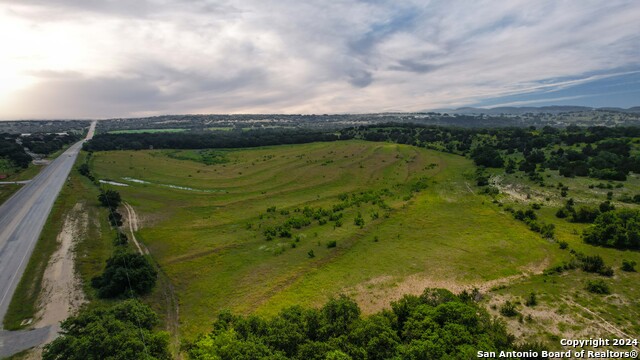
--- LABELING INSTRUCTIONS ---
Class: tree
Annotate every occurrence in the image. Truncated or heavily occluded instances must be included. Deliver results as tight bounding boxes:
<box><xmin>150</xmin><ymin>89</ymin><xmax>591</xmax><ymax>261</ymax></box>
<box><xmin>92</xmin><ymin>250</ymin><xmax>158</xmax><ymax>298</ymax></box>
<box><xmin>471</xmin><ymin>145</ymin><xmax>504</xmax><ymax>168</ymax></box>
<box><xmin>42</xmin><ymin>299</ymin><xmax>170</xmax><ymax>360</ymax></box>
<box><xmin>98</xmin><ymin>189</ymin><xmax>122</xmax><ymax>209</ymax></box>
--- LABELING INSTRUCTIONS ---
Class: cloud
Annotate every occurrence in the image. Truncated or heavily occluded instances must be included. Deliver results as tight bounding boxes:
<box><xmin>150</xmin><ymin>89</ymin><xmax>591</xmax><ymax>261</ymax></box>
<box><xmin>1</xmin><ymin>0</ymin><xmax>639</xmax><ymax>118</ymax></box>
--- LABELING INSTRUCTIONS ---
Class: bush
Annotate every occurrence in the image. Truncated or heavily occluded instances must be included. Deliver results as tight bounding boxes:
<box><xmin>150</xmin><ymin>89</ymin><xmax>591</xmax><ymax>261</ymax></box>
<box><xmin>327</xmin><ymin>240</ymin><xmax>337</xmax><ymax>248</ymax></box>
<box><xmin>108</xmin><ymin>211</ymin><xmax>123</xmax><ymax>227</ymax></box>
<box><xmin>571</xmin><ymin>206</ymin><xmax>600</xmax><ymax>223</ymax></box>
<box><xmin>585</xmin><ymin>280</ymin><xmax>610</xmax><ymax>294</ymax></box>
<box><xmin>558</xmin><ymin>241</ymin><xmax>569</xmax><ymax>250</ymax></box>
<box><xmin>525</xmin><ymin>292</ymin><xmax>537</xmax><ymax>307</ymax></box>
<box><xmin>555</xmin><ymin>208</ymin><xmax>569</xmax><ymax>218</ymax></box>
<box><xmin>113</xmin><ymin>232</ymin><xmax>128</xmax><ymax>246</ymax></box>
<box><xmin>540</xmin><ymin>223</ymin><xmax>555</xmax><ymax>239</ymax></box>
<box><xmin>621</xmin><ymin>259</ymin><xmax>637</xmax><ymax>272</ymax></box>
<box><xmin>499</xmin><ymin>300</ymin><xmax>519</xmax><ymax>317</ymax></box>
<box><xmin>91</xmin><ymin>250</ymin><xmax>158</xmax><ymax>298</ymax></box>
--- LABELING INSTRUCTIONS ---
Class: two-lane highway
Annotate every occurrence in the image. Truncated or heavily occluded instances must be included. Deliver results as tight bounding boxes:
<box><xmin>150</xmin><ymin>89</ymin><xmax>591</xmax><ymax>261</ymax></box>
<box><xmin>0</xmin><ymin>121</ymin><xmax>95</xmax><ymax>357</ymax></box>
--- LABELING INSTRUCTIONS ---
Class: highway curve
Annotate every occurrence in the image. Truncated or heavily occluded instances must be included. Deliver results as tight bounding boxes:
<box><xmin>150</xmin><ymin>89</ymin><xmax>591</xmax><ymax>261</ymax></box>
<box><xmin>0</xmin><ymin>121</ymin><xmax>95</xmax><ymax>357</ymax></box>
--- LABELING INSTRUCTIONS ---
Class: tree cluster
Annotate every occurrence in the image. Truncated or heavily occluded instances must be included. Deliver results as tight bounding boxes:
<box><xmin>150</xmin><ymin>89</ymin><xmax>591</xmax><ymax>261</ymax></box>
<box><xmin>0</xmin><ymin>135</ymin><xmax>31</xmax><ymax>168</ymax></box>
<box><xmin>93</xmin><ymin>189</ymin><xmax>158</xmax><ymax>298</ymax></box>
<box><xmin>187</xmin><ymin>288</ymin><xmax>536</xmax><ymax>360</ymax></box>
<box><xmin>583</xmin><ymin>209</ymin><xmax>640</xmax><ymax>250</ymax></box>
<box><xmin>342</xmin><ymin>124</ymin><xmax>640</xmax><ymax>182</ymax></box>
<box><xmin>21</xmin><ymin>133</ymin><xmax>80</xmax><ymax>155</ymax></box>
<box><xmin>42</xmin><ymin>299</ymin><xmax>170</xmax><ymax>360</ymax></box>
<box><xmin>98</xmin><ymin>189</ymin><xmax>124</xmax><ymax>226</ymax></box>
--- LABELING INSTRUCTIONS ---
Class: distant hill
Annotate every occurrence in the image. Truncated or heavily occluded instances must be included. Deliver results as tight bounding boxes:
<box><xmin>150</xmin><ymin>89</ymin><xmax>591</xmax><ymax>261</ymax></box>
<box><xmin>435</xmin><ymin>106</ymin><xmax>640</xmax><ymax>115</ymax></box>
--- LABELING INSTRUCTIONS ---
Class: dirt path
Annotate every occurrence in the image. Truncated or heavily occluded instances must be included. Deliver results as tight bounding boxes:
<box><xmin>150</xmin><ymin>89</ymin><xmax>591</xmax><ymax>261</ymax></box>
<box><xmin>122</xmin><ymin>202</ymin><xmax>148</xmax><ymax>255</ymax></box>
<box><xmin>121</xmin><ymin>202</ymin><xmax>182</xmax><ymax>358</ymax></box>
<box><xmin>565</xmin><ymin>298</ymin><xmax>640</xmax><ymax>351</ymax></box>
<box><xmin>25</xmin><ymin>203</ymin><xmax>88</xmax><ymax>359</ymax></box>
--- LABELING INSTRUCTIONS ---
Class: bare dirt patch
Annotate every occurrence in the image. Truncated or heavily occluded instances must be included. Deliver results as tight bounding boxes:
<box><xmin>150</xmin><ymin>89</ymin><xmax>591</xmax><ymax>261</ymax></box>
<box><xmin>350</xmin><ymin>256</ymin><xmax>551</xmax><ymax>315</ymax></box>
<box><xmin>25</xmin><ymin>203</ymin><xmax>88</xmax><ymax>358</ymax></box>
<box><xmin>490</xmin><ymin>175</ymin><xmax>549</xmax><ymax>204</ymax></box>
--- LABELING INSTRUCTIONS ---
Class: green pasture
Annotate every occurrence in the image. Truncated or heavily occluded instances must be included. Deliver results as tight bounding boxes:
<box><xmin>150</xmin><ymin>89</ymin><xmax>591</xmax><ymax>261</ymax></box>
<box><xmin>91</xmin><ymin>141</ymin><xmax>558</xmax><ymax>338</ymax></box>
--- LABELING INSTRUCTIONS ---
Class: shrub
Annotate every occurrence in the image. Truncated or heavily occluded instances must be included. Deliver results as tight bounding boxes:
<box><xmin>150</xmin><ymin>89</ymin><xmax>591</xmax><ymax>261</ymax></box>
<box><xmin>558</xmin><ymin>241</ymin><xmax>569</xmax><ymax>250</ymax></box>
<box><xmin>499</xmin><ymin>300</ymin><xmax>519</xmax><ymax>317</ymax></box>
<box><xmin>571</xmin><ymin>206</ymin><xmax>600</xmax><ymax>223</ymax></box>
<box><xmin>327</xmin><ymin>240</ymin><xmax>337</xmax><ymax>248</ymax></box>
<box><xmin>585</xmin><ymin>280</ymin><xmax>610</xmax><ymax>294</ymax></box>
<box><xmin>621</xmin><ymin>259</ymin><xmax>637</xmax><ymax>272</ymax></box>
<box><xmin>525</xmin><ymin>292</ymin><xmax>537</xmax><ymax>307</ymax></box>
<box><xmin>307</xmin><ymin>250</ymin><xmax>315</xmax><ymax>258</ymax></box>
<box><xmin>113</xmin><ymin>232</ymin><xmax>128</xmax><ymax>246</ymax></box>
<box><xmin>108</xmin><ymin>211</ymin><xmax>123</xmax><ymax>227</ymax></box>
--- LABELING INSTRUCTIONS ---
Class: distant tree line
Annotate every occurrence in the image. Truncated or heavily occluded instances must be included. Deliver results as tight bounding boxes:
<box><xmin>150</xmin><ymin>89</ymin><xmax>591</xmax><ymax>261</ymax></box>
<box><xmin>1</xmin><ymin>133</ymin><xmax>80</xmax><ymax>169</ymax></box>
<box><xmin>21</xmin><ymin>133</ymin><xmax>80</xmax><ymax>155</ymax></box>
<box><xmin>84</xmin><ymin>129</ymin><xmax>344</xmax><ymax>151</ymax></box>
<box><xmin>341</xmin><ymin>124</ymin><xmax>640</xmax><ymax>182</ymax></box>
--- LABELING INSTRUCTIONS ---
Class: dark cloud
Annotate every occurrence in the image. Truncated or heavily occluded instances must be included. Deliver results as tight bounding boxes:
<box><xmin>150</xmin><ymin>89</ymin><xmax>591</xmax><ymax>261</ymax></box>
<box><xmin>390</xmin><ymin>59</ymin><xmax>439</xmax><ymax>74</ymax></box>
<box><xmin>348</xmin><ymin>70</ymin><xmax>373</xmax><ymax>88</ymax></box>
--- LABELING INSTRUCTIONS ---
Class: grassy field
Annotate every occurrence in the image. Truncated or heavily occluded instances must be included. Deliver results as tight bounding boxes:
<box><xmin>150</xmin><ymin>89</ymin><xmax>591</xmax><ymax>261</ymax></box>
<box><xmin>107</xmin><ymin>128</ymin><xmax>187</xmax><ymax>134</ymax></box>
<box><xmin>91</xmin><ymin>140</ymin><xmax>558</xmax><ymax>338</ymax></box>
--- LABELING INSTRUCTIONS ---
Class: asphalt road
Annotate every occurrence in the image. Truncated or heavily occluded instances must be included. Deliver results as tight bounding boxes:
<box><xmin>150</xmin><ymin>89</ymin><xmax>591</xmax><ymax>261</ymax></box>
<box><xmin>0</xmin><ymin>121</ymin><xmax>95</xmax><ymax>358</ymax></box>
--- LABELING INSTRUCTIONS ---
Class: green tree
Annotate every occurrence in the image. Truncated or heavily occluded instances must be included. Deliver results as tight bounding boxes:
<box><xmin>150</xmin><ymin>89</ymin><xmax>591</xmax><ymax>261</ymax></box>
<box><xmin>98</xmin><ymin>189</ymin><xmax>122</xmax><ymax>209</ymax></box>
<box><xmin>92</xmin><ymin>250</ymin><xmax>157</xmax><ymax>298</ymax></box>
<box><xmin>42</xmin><ymin>300</ymin><xmax>170</xmax><ymax>360</ymax></box>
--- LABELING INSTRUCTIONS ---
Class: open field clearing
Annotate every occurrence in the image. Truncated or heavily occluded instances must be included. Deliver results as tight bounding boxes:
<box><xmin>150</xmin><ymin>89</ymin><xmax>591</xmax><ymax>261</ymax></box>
<box><xmin>91</xmin><ymin>140</ymin><xmax>558</xmax><ymax>337</ymax></box>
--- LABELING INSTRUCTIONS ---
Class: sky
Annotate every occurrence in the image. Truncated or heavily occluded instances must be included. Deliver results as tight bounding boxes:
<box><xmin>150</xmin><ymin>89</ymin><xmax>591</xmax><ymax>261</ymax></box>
<box><xmin>0</xmin><ymin>0</ymin><xmax>639</xmax><ymax>119</ymax></box>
